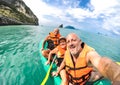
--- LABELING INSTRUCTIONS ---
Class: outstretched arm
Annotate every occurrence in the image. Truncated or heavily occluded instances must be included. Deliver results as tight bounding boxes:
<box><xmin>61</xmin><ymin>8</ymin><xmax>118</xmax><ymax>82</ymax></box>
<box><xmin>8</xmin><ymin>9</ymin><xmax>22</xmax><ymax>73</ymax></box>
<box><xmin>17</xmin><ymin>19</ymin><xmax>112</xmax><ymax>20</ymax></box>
<box><xmin>86</xmin><ymin>51</ymin><xmax>101</xmax><ymax>69</ymax></box>
<box><xmin>87</xmin><ymin>51</ymin><xmax>120</xmax><ymax>83</ymax></box>
<box><xmin>53</xmin><ymin>58</ymin><xmax>66</xmax><ymax>76</ymax></box>
<box><xmin>46</xmin><ymin>48</ymin><xmax>58</xmax><ymax>65</ymax></box>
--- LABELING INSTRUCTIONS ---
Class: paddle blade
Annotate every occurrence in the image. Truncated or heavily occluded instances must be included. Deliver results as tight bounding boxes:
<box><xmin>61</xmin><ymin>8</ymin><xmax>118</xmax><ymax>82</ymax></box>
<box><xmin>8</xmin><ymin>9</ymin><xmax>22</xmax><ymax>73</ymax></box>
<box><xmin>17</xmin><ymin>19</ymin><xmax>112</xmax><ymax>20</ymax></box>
<box><xmin>41</xmin><ymin>64</ymin><xmax>52</xmax><ymax>85</ymax></box>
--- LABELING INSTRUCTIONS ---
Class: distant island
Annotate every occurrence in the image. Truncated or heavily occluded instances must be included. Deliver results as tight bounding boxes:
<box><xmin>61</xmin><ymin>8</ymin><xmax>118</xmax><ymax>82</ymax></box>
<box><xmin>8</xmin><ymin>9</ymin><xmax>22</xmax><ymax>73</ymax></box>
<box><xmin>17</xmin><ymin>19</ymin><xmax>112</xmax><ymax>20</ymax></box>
<box><xmin>58</xmin><ymin>24</ymin><xmax>63</xmax><ymax>28</ymax></box>
<box><xmin>64</xmin><ymin>25</ymin><xmax>75</xmax><ymax>29</ymax></box>
<box><xmin>0</xmin><ymin>0</ymin><xmax>38</xmax><ymax>25</ymax></box>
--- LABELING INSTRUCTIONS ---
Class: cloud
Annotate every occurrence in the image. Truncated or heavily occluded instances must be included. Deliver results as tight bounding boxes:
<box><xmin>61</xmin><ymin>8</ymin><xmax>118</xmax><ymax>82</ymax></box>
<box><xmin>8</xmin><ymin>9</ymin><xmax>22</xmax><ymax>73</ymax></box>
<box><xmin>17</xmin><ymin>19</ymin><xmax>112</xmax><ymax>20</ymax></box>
<box><xmin>90</xmin><ymin>0</ymin><xmax>120</xmax><ymax>35</ymax></box>
<box><xmin>23</xmin><ymin>0</ymin><xmax>64</xmax><ymax>24</ymax></box>
<box><xmin>23</xmin><ymin>0</ymin><xmax>120</xmax><ymax>35</ymax></box>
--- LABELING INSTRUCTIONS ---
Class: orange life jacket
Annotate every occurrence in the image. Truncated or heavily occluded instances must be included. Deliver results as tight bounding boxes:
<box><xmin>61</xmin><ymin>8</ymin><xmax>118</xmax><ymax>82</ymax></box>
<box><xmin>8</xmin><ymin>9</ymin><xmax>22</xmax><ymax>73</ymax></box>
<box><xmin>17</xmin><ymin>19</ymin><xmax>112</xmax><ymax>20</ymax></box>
<box><xmin>65</xmin><ymin>44</ymin><xmax>94</xmax><ymax>85</ymax></box>
<box><xmin>56</xmin><ymin>45</ymin><xmax>66</xmax><ymax>58</ymax></box>
<box><xmin>49</xmin><ymin>32</ymin><xmax>61</xmax><ymax>46</ymax></box>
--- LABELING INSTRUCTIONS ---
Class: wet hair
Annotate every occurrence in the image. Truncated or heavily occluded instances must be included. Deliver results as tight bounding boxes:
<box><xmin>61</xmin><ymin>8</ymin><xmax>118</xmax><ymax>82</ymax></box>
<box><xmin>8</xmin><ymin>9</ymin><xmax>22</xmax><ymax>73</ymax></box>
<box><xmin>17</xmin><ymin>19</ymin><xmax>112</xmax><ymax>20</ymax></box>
<box><xmin>58</xmin><ymin>37</ymin><xmax>66</xmax><ymax>44</ymax></box>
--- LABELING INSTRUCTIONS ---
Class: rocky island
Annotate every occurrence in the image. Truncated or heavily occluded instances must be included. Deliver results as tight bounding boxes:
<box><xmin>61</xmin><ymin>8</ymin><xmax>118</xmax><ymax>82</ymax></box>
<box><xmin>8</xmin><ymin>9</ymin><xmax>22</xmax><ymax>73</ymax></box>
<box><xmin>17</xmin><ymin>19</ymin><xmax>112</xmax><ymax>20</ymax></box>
<box><xmin>0</xmin><ymin>0</ymin><xmax>38</xmax><ymax>25</ymax></box>
<box><xmin>64</xmin><ymin>25</ymin><xmax>75</xmax><ymax>29</ymax></box>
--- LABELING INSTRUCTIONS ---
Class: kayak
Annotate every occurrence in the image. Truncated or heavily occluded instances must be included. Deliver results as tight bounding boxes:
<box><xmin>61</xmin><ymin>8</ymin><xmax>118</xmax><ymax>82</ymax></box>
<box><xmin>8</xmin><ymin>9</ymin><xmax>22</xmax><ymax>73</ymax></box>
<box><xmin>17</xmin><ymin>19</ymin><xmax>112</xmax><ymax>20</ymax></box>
<box><xmin>39</xmin><ymin>40</ymin><xmax>119</xmax><ymax>85</ymax></box>
<box><xmin>39</xmin><ymin>40</ymin><xmax>61</xmax><ymax>85</ymax></box>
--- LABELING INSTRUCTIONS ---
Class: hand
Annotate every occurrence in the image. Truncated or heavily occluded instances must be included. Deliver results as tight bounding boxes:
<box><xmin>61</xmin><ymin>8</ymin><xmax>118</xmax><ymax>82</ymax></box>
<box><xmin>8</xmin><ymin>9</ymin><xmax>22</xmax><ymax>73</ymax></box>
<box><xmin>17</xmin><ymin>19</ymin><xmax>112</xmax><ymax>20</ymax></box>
<box><xmin>45</xmin><ymin>61</ymin><xmax>50</xmax><ymax>65</ymax></box>
<box><xmin>51</xmin><ymin>71</ymin><xmax>59</xmax><ymax>76</ymax></box>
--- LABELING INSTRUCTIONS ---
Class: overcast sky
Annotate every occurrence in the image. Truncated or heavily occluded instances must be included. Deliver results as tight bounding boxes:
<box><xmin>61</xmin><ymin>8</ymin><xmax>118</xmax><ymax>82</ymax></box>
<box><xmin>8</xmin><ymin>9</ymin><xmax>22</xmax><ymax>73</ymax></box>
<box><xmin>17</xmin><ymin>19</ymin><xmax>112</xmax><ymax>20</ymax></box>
<box><xmin>23</xmin><ymin>0</ymin><xmax>120</xmax><ymax>36</ymax></box>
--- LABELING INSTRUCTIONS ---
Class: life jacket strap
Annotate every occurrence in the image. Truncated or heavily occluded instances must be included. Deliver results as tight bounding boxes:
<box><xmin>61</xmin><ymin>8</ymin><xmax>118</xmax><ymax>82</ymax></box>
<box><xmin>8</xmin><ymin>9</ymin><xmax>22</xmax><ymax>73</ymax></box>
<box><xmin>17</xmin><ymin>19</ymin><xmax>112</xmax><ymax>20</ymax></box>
<box><xmin>66</xmin><ymin>65</ymin><xmax>87</xmax><ymax>70</ymax></box>
<box><xmin>67</xmin><ymin>71</ymin><xmax>91</xmax><ymax>85</ymax></box>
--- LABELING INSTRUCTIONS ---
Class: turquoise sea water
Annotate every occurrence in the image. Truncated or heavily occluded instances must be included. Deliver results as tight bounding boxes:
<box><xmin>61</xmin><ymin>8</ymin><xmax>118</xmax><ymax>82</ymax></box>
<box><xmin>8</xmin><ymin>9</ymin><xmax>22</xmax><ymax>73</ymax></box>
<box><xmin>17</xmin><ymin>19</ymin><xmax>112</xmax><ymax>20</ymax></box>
<box><xmin>0</xmin><ymin>25</ymin><xmax>120</xmax><ymax>85</ymax></box>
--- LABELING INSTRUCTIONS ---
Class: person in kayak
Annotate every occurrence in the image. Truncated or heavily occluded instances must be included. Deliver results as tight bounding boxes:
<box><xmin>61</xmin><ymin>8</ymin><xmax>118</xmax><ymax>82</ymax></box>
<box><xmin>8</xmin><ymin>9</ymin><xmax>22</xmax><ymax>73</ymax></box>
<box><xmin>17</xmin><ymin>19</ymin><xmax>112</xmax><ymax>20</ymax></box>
<box><xmin>45</xmin><ymin>37</ymin><xmax>68</xmax><ymax>85</ymax></box>
<box><xmin>53</xmin><ymin>33</ymin><xmax>120</xmax><ymax>85</ymax></box>
<box><xmin>41</xmin><ymin>28</ymin><xmax>61</xmax><ymax>58</ymax></box>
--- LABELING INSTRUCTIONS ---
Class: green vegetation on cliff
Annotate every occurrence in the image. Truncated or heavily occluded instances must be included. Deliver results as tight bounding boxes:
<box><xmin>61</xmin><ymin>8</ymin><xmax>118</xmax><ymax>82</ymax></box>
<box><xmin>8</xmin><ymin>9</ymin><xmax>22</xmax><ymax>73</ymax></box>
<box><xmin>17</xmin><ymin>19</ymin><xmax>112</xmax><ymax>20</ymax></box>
<box><xmin>0</xmin><ymin>0</ymin><xmax>38</xmax><ymax>25</ymax></box>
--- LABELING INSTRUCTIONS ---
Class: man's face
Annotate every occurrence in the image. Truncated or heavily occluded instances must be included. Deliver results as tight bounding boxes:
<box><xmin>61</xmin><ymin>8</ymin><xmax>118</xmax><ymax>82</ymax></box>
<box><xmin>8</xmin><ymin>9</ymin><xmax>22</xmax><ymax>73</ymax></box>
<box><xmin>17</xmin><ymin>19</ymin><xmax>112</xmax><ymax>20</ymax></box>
<box><xmin>53</xmin><ymin>29</ymin><xmax>59</xmax><ymax>35</ymax></box>
<box><xmin>67</xmin><ymin>34</ymin><xmax>81</xmax><ymax>56</ymax></box>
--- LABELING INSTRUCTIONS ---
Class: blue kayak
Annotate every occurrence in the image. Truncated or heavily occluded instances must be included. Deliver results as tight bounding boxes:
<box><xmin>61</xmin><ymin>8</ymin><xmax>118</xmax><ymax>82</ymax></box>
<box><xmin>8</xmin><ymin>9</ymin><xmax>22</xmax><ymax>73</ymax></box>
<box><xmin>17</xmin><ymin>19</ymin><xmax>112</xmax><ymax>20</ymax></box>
<box><xmin>39</xmin><ymin>40</ymin><xmax>112</xmax><ymax>85</ymax></box>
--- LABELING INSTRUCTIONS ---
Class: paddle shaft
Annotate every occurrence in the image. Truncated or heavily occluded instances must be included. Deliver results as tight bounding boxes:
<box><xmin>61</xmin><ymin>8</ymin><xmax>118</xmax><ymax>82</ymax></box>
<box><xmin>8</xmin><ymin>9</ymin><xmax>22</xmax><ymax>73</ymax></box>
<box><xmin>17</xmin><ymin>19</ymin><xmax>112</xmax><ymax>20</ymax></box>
<box><xmin>41</xmin><ymin>56</ymin><xmax>57</xmax><ymax>85</ymax></box>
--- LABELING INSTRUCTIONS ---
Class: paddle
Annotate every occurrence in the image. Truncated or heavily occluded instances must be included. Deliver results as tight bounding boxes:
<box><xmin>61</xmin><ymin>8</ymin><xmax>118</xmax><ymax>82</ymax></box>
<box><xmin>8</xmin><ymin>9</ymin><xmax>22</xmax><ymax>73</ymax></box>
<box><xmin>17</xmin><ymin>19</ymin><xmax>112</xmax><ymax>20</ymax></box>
<box><xmin>41</xmin><ymin>55</ymin><xmax>57</xmax><ymax>85</ymax></box>
<box><xmin>116</xmin><ymin>62</ymin><xmax>120</xmax><ymax>65</ymax></box>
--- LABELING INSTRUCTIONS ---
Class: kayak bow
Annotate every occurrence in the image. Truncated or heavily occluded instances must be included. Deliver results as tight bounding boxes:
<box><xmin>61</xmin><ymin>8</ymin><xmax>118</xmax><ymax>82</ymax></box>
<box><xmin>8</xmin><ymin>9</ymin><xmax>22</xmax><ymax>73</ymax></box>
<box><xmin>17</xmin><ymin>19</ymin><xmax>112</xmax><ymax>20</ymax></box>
<box><xmin>41</xmin><ymin>56</ymin><xmax>57</xmax><ymax>85</ymax></box>
<box><xmin>39</xmin><ymin>40</ymin><xmax>61</xmax><ymax>85</ymax></box>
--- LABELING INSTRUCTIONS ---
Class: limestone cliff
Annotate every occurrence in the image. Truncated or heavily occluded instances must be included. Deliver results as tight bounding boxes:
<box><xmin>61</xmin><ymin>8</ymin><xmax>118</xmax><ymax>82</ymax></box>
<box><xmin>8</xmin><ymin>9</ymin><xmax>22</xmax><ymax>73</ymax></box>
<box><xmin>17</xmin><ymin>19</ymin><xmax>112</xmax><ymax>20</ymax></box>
<box><xmin>0</xmin><ymin>0</ymin><xmax>38</xmax><ymax>25</ymax></box>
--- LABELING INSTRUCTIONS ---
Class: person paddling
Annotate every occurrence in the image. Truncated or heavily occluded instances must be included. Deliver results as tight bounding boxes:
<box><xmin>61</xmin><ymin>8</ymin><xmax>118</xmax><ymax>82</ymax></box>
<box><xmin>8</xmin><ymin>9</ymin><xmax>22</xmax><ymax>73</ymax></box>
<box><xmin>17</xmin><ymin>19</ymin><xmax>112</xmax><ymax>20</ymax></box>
<box><xmin>41</xmin><ymin>28</ymin><xmax>61</xmax><ymax>58</ymax></box>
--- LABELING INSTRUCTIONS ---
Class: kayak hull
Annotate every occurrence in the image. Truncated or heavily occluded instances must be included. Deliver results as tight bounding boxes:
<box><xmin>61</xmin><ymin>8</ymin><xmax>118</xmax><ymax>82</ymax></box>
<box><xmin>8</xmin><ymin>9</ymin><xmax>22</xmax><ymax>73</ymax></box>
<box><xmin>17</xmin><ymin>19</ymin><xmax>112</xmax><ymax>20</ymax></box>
<box><xmin>39</xmin><ymin>40</ymin><xmax>61</xmax><ymax>85</ymax></box>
